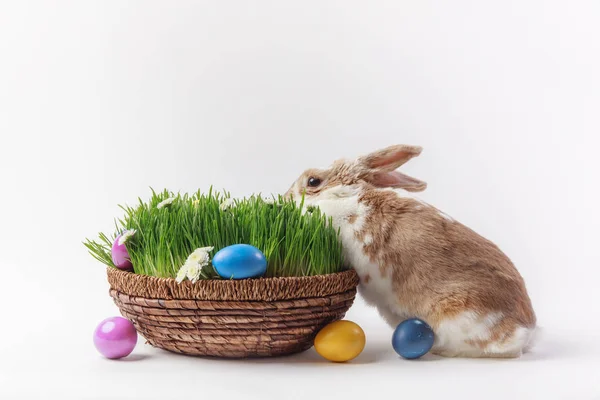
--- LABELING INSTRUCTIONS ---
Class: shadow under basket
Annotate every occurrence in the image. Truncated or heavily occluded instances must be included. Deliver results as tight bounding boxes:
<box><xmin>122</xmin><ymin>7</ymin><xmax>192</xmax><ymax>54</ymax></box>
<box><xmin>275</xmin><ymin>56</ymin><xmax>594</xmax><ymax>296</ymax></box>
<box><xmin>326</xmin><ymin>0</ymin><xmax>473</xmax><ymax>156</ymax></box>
<box><xmin>107</xmin><ymin>267</ymin><xmax>359</xmax><ymax>358</ymax></box>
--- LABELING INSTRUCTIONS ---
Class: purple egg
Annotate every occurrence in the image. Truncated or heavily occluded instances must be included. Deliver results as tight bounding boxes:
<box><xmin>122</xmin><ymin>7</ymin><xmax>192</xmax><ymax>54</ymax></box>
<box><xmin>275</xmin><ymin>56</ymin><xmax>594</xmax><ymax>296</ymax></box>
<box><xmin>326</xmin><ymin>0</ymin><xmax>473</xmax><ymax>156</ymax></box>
<box><xmin>93</xmin><ymin>316</ymin><xmax>138</xmax><ymax>359</ymax></box>
<box><xmin>112</xmin><ymin>233</ymin><xmax>133</xmax><ymax>270</ymax></box>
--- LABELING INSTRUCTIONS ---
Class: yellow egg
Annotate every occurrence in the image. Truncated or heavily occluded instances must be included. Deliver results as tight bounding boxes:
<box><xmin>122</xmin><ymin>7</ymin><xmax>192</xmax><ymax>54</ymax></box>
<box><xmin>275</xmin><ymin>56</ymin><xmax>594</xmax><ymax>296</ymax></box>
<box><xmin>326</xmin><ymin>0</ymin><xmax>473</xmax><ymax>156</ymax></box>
<box><xmin>314</xmin><ymin>320</ymin><xmax>366</xmax><ymax>362</ymax></box>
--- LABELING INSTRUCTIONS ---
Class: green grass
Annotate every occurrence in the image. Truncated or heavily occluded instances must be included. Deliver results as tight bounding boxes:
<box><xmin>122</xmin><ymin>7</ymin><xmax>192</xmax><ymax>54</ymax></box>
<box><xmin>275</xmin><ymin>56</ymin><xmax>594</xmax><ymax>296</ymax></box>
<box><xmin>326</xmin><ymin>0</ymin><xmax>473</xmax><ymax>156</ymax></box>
<box><xmin>84</xmin><ymin>188</ymin><xmax>345</xmax><ymax>279</ymax></box>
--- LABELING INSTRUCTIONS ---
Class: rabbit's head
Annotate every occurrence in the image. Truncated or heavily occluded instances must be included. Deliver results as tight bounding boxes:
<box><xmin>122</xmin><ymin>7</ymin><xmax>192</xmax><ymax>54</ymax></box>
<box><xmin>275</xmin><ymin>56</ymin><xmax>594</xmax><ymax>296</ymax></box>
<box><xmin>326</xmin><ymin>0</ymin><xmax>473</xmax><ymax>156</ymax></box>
<box><xmin>284</xmin><ymin>144</ymin><xmax>427</xmax><ymax>204</ymax></box>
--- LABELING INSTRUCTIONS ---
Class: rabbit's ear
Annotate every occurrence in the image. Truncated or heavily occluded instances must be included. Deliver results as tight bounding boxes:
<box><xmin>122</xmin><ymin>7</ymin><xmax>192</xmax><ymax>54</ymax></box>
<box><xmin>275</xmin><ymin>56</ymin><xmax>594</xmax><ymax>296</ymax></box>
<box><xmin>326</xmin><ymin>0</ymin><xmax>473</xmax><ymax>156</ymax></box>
<box><xmin>359</xmin><ymin>145</ymin><xmax>422</xmax><ymax>172</ymax></box>
<box><xmin>368</xmin><ymin>171</ymin><xmax>427</xmax><ymax>192</ymax></box>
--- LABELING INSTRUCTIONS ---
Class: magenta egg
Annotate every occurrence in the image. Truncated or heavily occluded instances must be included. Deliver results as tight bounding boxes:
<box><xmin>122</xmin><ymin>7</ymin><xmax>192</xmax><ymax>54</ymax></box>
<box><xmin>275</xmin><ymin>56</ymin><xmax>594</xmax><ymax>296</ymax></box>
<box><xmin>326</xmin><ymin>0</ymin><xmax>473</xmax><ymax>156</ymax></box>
<box><xmin>112</xmin><ymin>234</ymin><xmax>133</xmax><ymax>270</ymax></box>
<box><xmin>93</xmin><ymin>316</ymin><xmax>138</xmax><ymax>359</ymax></box>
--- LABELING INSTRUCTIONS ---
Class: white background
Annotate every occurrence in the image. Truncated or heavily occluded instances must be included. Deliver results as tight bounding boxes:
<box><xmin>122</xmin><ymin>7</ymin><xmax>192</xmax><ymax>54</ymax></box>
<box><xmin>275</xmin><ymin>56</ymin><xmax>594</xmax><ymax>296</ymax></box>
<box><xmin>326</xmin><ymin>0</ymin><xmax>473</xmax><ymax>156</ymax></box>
<box><xmin>1</xmin><ymin>1</ymin><xmax>599</xmax><ymax>399</ymax></box>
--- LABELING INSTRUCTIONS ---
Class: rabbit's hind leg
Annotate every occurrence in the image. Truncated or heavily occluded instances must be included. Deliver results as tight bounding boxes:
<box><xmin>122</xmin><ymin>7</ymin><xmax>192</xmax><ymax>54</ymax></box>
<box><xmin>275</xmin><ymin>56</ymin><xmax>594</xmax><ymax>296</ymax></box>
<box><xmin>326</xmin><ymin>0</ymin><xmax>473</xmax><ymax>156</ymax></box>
<box><xmin>430</xmin><ymin>311</ymin><xmax>534</xmax><ymax>358</ymax></box>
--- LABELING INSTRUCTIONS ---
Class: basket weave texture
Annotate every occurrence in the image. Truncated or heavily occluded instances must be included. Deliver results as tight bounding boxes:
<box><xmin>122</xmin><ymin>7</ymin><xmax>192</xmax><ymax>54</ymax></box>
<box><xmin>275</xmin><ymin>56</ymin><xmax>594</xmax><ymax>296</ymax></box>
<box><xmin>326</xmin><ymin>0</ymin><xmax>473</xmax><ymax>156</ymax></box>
<box><xmin>107</xmin><ymin>267</ymin><xmax>359</xmax><ymax>358</ymax></box>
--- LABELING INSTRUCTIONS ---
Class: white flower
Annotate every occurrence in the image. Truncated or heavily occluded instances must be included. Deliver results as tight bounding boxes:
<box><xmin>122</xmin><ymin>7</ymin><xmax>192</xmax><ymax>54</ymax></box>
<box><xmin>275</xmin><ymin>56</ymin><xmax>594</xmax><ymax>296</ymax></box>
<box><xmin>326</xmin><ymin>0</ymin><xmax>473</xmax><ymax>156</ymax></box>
<box><xmin>262</xmin><ymin>196</ymin><xmax>275</xmax><ymax>205</ymax></box>
<box><xmin>175</xmin><ymin>264</ymin><xmax>189</xmax><ymax>284</ymax></box>
<box><xmin>175</xmin><ymin>246</ymin><xmax>214</xmax><ymax>284</ymax></box>
<box><xmin>157</xmin><ymin>197</ymin><xmax>176</xmax><ymax>209</ymax></box>
<box><xmin>186</xmin><ymin>263</ymin><xmax>202</xmax><ymax>283</ymax></box>
<box><xmin>186</xmin><ymin>246</ymin><xmax>214</xmax><ymax>265</ymax></box>
<box><xmin>117</xmin><ymin>229</ymin><xmax>136</xmax><ymax>246</ymax></box>
<box><xmin>219</xmin><ymin>198</ymin><xmax>235</xmax><ymax>211</ymax></box>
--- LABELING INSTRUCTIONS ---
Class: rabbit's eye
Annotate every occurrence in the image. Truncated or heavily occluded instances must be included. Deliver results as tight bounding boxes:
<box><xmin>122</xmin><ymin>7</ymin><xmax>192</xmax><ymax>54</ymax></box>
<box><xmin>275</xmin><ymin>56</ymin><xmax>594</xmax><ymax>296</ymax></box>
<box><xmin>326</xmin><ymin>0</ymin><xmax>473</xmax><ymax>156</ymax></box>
<box><xmin>307</xmin><ymin>177</ymin><xmax>322</xmax><ymax>187</ymax></box>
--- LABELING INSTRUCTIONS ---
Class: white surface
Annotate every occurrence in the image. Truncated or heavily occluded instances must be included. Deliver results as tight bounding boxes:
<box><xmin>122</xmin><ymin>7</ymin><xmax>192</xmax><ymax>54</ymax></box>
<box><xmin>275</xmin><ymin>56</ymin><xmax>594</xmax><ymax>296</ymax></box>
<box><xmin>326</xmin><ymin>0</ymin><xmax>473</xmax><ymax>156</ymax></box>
<box><xmin>1</xmin><ymin>1</ymin><xmax>599</xmax><ymax>399</ymax></box>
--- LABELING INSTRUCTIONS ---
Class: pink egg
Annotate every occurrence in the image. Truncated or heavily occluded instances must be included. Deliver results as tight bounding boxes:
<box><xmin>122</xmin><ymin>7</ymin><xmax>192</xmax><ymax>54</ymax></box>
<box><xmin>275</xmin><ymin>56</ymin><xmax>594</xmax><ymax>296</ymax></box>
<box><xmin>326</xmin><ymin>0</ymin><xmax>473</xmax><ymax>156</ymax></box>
<box><xmin>112</xmin><ymin>233</ymin><xmax>133</xmax><ymax>270</ymax></box>
<box><xmin>93</xmin><ymin>316</ymin><xmax>138</xmax><ymax>359</ymax></box>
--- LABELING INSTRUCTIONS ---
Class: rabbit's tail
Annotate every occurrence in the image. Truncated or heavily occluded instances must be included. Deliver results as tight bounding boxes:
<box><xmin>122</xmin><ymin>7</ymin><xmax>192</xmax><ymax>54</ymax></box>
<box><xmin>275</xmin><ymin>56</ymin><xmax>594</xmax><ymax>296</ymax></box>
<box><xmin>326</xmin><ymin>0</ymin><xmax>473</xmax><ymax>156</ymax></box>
<box><xmin>523</xmin><ymin>325</ymin><xmax>543</xmax><ymax>353</ymax></box>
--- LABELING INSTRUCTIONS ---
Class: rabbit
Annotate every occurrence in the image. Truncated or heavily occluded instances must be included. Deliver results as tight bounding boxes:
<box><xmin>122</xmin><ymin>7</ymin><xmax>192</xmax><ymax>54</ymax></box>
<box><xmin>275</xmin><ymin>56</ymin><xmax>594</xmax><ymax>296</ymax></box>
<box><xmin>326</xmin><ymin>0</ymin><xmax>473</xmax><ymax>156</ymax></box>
<box><xmin>284</xmin><ymin>144</ymin><xmax>536</xmax><ymax>358</ymax></box>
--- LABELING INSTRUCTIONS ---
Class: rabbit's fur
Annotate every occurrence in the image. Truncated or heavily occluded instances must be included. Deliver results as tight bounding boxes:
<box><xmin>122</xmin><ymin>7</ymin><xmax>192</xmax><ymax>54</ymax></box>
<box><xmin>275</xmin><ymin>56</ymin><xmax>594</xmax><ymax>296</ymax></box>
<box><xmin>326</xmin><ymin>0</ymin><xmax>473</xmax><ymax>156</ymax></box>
<box><xmin>285</xmin><ymin>145</ymin><xmax>536</xmax><ymax>358</ymax></box>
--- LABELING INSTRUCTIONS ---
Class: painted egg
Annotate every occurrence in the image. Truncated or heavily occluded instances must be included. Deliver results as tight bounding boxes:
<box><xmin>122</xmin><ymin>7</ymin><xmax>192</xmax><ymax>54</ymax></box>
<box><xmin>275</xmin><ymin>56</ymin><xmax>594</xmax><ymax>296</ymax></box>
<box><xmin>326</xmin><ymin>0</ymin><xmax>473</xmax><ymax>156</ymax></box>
<box><xmin>314</xmin><ymin>320</ymin><xmax>366</xmax><ymax>362</ymax></box>
<box><xmin>212</xmin><ymin>244</ymin><xmax>267</xmax><ymax>279</ymax></box>
<box><xmin>112</xmin><ymin>233</ymin><xmax>133</xmax><ymax>270</ymax></box>
<box><xmin>93</xmin><ymin>316</ymin><xmax>138</xmax><ymax>359</ymax></box>
<box><xmin>392</xmin><ymin>318</ymin><xmax>435</xmax><ymax>359</ymax></box>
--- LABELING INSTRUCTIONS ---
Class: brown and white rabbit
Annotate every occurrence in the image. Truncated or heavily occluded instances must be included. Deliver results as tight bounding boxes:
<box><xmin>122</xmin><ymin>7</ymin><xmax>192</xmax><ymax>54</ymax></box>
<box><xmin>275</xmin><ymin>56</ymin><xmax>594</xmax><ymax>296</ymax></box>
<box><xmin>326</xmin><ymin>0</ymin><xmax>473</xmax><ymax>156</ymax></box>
<box><xmin>285</xmin><ymin>145</ymin><xmax>536</xmax><ymax>358</ymax></box>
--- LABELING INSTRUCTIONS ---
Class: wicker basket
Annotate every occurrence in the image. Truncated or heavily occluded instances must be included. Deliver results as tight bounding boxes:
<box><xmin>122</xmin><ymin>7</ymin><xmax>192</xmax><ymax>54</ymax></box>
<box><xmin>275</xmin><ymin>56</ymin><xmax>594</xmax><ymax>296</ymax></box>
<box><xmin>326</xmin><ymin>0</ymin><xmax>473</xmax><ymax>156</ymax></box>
<box><xmin>107</xmin><ymin>267</ymin><xmax>359</xmax><ymax>358</ymax></box>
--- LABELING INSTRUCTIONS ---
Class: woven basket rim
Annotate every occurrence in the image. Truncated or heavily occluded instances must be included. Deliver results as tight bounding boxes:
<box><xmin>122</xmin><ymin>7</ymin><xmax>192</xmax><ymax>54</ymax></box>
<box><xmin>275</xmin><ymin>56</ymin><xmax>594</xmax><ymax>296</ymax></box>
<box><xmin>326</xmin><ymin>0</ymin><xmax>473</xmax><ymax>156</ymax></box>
<box><xmin>107</xmin><ymin>267</ymin><xmax>359</xmax><ymax>301</ymax></box>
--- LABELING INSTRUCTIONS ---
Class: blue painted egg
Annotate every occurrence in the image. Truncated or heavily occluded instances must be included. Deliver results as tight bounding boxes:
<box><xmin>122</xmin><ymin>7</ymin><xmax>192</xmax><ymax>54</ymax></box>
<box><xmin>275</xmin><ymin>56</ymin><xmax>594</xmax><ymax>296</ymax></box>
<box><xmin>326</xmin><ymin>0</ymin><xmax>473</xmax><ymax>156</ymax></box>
<box><xmin>212</xmin><ymin>244</ymin><xmax>267</xmax><ymax>279</ymax></box>
<box><xmin>392</xmin><ymin>318</ymin><xmax>435</xmax><ymax>359</ymax></box>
